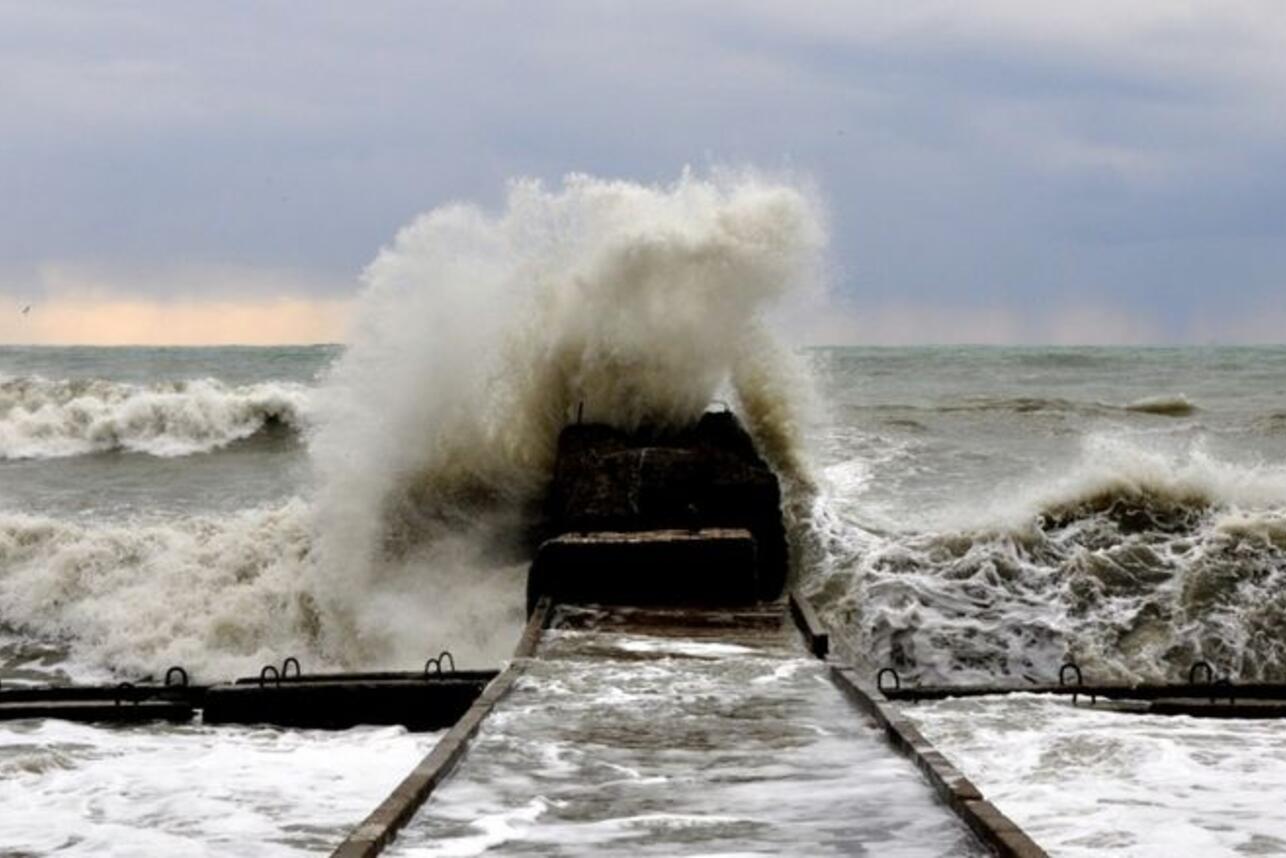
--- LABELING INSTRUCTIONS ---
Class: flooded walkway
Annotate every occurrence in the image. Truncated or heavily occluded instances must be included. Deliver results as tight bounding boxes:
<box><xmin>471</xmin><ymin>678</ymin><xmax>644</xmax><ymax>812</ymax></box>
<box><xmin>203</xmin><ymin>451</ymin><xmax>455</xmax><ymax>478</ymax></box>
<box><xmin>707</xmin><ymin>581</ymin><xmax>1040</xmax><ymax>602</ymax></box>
<box><xmin>384</xmin><ymin>606</ymin><xmax>983</xmax><ymax>857</ymax></box>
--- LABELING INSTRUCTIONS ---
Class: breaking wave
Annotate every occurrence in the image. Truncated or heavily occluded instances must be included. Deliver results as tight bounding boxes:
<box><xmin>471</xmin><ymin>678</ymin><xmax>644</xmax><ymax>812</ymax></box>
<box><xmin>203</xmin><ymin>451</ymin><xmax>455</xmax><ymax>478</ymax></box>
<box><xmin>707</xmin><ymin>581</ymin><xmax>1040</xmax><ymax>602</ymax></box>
<box><xmin>0</xmin><ymin>377</ymin><xmax>310</xmax><ymax>459</ymax></box>
<box><xmin>864</xmin><ymin>394</ymin><xmax>1201</xmax><ymax>418</ymax></box>
<box><xmin>805</xmin><ymin>435</ymin><xmax>1286</xmax><ymax>684</ymax></box>
<box><xmin>0</xmin><ymin>499</ymin><xmax>548</xmax><ymax>681</ymax></box>
<box><xmin>306</xmin><ymin>171</ymin><xmax>823</xmax><ymax>668</ymax></box>
<box><xmin>0</xmin><ymin>171</ymin><xmax>825</xmax><ymax>680</ymax></box>
<box><xmin>0</xmin><ymin>502</ymin><xmax>319</xmax><ymax>681</ymax></box>
<box><xmin>1123</xmin><ymin>394</ymin><xmax>1197</xmax><ymax>417</ymax></box>
<box><xmin>1254</xmin><ymin>411</ymin><xmax>1286</xmax><ymax>433</ymax></box>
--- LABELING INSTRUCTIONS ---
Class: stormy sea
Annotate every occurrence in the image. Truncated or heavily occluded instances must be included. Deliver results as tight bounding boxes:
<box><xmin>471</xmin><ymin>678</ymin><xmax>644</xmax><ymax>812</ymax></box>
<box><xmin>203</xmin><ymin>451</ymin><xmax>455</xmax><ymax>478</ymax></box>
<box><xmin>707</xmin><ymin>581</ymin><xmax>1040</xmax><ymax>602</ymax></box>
<box><xmin>2</xmin><ymin>176</ymin><xmax>1285</xmax><ymax>855</ymax></box>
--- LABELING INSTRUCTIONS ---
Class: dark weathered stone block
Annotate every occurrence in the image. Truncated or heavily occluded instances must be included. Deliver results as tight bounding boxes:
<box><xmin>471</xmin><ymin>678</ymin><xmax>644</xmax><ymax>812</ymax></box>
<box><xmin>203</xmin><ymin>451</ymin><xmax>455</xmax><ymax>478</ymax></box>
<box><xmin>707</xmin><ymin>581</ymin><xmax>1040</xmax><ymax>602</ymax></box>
<box><xmin>537</xmin><ymin>411</ymin><xmax>787</xmax><ymax>602</ymax></box>
<box><xmin>528</xmin><ymin>528</ymin><xmax>759</xmax><ymax>612</ymax></box>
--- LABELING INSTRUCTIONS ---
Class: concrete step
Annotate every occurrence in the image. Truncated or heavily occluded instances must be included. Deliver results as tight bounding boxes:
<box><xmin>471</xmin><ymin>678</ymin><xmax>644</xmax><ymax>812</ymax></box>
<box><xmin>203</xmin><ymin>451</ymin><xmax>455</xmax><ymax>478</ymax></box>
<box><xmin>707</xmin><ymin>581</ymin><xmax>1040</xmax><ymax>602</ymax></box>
<box><xmin>527</xmin><ymin>527</ymin><xmax>759</xmax><ymax>613</ymax></box>
<box><xmin>203</xmin><ymin>678</ymin><xmax>492</xmax><ymax>731</ymax></box>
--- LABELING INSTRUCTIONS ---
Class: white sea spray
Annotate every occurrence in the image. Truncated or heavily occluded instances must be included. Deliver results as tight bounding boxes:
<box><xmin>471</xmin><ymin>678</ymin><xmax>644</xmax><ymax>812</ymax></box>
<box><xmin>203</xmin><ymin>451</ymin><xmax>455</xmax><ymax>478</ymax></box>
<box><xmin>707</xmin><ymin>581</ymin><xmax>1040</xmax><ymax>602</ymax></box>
<box><xmin>303</xmin><ymin>171</ymin><xmax>824</xmax><ymax>669</ymax></box>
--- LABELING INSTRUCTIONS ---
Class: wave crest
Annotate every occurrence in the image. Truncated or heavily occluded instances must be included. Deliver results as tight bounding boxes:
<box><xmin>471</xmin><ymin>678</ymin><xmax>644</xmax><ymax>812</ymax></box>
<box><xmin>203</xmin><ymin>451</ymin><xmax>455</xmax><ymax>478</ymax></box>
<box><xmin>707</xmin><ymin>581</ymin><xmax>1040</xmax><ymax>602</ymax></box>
<box><xmin>307</xmin><ymin>171</ymin><xmax>823</xmax><ymax>664</ymax></box>
<box><xmin>802</xmin><ymin>435</ymin><xmax>1286</xmax><ymax>684</ymax></box>
<box><xmin>0</xmin><ymin>377</ymin><xmax>311</xmax><ymax>459</ymax></box>
<box><xmin>1021</xmin><ymin>435</ymin><xmax>1286</xmax><ymax>530</ymax></box>
<box><xmin>1123</xmin><ymin>394</ymin><xmax>1197</xmax><ymax>417</ymax></box>
<box><xmin>0</xmin><ymin>502</ymin><xmax>320</xmax><ymax>680</ymax></box>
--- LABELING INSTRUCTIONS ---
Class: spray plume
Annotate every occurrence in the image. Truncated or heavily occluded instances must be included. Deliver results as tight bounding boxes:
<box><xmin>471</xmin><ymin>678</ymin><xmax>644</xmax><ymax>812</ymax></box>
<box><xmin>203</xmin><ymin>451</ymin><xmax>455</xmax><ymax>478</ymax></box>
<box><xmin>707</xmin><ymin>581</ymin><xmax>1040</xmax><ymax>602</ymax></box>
<box><xmin>307</xmin><ymin>171</ymin><xmax>825</xmax><ymax>665</ymax></box>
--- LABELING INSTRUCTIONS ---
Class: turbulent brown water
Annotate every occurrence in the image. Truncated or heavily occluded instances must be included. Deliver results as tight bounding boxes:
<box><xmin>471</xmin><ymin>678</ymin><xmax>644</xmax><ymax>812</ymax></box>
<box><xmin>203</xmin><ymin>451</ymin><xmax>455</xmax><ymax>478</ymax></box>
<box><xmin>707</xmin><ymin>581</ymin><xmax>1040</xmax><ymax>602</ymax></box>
<box><xmin>799</xmin><ymin>346</ymin><xmax>1286</xmax><ymax>685</ymax></box>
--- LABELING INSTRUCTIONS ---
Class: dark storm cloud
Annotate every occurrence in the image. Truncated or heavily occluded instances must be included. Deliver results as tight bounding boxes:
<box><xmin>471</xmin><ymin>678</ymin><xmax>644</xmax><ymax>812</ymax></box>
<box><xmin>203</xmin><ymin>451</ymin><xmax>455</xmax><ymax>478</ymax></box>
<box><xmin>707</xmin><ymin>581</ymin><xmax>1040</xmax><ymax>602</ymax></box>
<box><xmin>1</xmin><ymin>1</ymin><xmax>1283</xmax><ymax>340</ymax></box>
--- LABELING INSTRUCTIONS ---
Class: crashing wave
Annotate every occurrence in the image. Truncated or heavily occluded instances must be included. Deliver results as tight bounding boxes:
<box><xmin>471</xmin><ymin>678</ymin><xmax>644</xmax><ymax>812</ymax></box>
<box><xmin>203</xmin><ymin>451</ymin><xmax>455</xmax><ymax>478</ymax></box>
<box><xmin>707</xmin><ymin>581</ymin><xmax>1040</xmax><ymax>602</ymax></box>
<box><xmin>0</xmin><ymin>377</ymin><xmax>311</xmax><ymax>459</ymax></box>
<box><xmin>307</xmin><ymin>171</ymin><xmax>823</xmax><ymax>666</ymax></box>
<box><xmin>802</xmin><ymin>435</ymin><xmax>1286</xmax><ymax>685</ymax></box>
<box><xmin>0</xmin><ymin>498</ymin><xmax>534</xmax><ymax>681</ymax></box>
<box><xmin>0</xmin><ymin>502</ymin><xmax>319</xmax><ymax>680</ymax></box>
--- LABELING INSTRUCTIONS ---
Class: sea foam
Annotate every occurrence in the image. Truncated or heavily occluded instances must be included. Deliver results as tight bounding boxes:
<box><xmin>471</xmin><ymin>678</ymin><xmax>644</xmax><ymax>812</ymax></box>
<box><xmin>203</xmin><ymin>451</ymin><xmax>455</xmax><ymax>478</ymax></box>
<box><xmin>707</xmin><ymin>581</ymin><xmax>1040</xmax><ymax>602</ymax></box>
<box><xmin>806</xmin><ymin>433</ymin><xmax>1286</xmax><ymax>684</ymax></box>
<box><xmin>0</xmin><ymin>377</ymin><xmax>310</xmax><ymax>459</ymax></box>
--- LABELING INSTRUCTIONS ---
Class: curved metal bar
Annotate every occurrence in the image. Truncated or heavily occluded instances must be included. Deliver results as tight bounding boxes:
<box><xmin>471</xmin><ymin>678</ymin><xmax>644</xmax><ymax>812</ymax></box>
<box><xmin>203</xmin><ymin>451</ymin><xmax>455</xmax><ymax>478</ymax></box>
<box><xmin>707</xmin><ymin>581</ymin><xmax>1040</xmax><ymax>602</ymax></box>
<box><xmin>876</xmin><ymin>667</ymin><xmax>901</xmax><ymax>693</ymax></box>
<box><xmin>424</xmin><ymin>657</ymin><xmax>441</xmax><ymax>677</ymax></box>
<box><xmin>165</xmin><ymin>666</ymin><xmax>188</xmax><ymax>688</ymax></box>
<box><xmin>115</xmin><ymin>681</ymin><xmax>137</xmax><ymax>706</ymax></box>
<box><xmin>281</xmin><ymin>657</ymin><xmax>301</xmax><ymax>680</ymax></box>
<box><xmin>259</xmin><ymin>665</ymin><xmax>280</xmax><ymax>688</ymax></box>
<box><xmin>1059</xmin><ymin>662</ymin><xmax>1084</xmax><ymax>704</ymax></box>
<box><xmin>1189</xmin><ymin>661</ymin><xmax>1214</xmax><ymax>686</ymax></box>
<box><xmin>437</xmin><ymin>651</ymin><xmax>456</xmax><ymax>673</ymax></box>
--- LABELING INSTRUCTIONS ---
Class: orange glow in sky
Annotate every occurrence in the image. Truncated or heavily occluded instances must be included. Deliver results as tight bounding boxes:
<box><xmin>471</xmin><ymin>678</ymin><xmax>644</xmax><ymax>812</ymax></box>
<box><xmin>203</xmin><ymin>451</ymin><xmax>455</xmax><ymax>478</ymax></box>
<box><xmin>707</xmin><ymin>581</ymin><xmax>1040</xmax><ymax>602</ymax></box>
<box><xmin>0</xmin><ymin>296</ymin><xmax>352</xmax><ymax>345</ymax></box>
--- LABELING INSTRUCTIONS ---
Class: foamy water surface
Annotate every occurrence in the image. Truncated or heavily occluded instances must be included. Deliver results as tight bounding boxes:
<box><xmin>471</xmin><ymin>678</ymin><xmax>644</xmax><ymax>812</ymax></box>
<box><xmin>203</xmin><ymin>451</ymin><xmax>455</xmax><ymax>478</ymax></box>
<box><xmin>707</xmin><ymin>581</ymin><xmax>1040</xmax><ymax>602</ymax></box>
<box><xmin>902</xmin><ymin>694</ymin><xmax>1286</xmax><ymax>856</ymax></box>
<box><xmin>389</xmin><ymin>628</ymin><xmax>981</xmax><ymax>857</ymax></box>
<box><xmin>0</xmin><ymin>719</ymin><xmax>440</xmax><ymax>856</ymax></box>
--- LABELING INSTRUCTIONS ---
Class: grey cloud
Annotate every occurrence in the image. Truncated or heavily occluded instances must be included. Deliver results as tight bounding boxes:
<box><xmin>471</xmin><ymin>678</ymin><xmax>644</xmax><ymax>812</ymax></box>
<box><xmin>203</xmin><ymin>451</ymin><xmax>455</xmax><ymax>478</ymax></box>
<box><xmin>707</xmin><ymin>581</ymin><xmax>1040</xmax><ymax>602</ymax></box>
<box><xmin>0</xmin><ymin>1</ymin><xmax>1283</xmax><ymax>340</ymax></box>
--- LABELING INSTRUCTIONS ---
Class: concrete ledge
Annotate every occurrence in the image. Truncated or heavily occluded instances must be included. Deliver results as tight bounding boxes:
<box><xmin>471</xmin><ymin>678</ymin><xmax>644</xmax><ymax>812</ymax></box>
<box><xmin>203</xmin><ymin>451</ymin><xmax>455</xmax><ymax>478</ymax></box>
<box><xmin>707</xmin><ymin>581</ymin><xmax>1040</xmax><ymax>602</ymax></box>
<box><xmin>1111</xmin><ymin>698</ymin><xmax>1286</xmax><ymax>719</ymax></box>
<box><xmin>527</xmin><ymin>528</ymin><xmax>758</xmax><ymax>612</ymax></box>
<box><xmin>0</xmin><ymin>700</ymin><xmax>194</xmax><ymax>723</ymax></box>
<box><xmin>885</xmin><ymin>680</ymin><xmax>1286</xmax><ymax>702</ymax></box>
<box><xmin>962</xmin><ymin>800</ymin><xmax>1046</xmax><ymax>858</ymax></box>
<box><xmin>788</xmin><ymin>589</ymin><xmax>829</xmax><ymax>659</ymax></box>
<box><xmin>203</xmin><ymin>680</ymin><xmax>487</xmax><ymax>731</ymax></box>
<box><xmin>550</xmin><ymin>603</ymin><xmax>785</xmax><ymax>633</ymax></box>
<box><xmin>231</xmin><ymin>670</ymin><xmax>496</xmax><ymax>686</ymax></box>
<box><xmin>830</xmin><ymin>667</ymin><xmax>1047</xmax><ymax>858</ymax></box>
<box><xmin>0</xmin><ymin>684</ymin><xmax>203</xmax><ymax>705</ymax></box>
<box><xmin>514</xmin><ymin>597</ymin><xmax>553</xmax><ymax>658</ymax></box>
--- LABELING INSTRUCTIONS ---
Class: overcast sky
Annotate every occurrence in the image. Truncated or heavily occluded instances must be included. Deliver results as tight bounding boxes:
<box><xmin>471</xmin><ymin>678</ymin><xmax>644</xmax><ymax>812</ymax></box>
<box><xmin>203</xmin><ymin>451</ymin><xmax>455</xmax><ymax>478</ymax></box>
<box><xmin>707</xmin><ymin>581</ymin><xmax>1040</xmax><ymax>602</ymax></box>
<box><xmin>2</xmin><ymin>1</ymin><xmax>1285</xmax><ymax>344</ymax></box>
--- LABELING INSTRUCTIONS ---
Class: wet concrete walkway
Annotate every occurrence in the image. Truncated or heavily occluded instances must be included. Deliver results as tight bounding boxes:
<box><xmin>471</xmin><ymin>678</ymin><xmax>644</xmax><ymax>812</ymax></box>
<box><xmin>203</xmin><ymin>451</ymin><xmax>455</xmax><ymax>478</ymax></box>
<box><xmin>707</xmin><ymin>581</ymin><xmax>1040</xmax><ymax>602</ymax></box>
<box><xmin>383</xmin><ymin>606</ymin><xmax>984</xmax><ymax>857</ymax></box>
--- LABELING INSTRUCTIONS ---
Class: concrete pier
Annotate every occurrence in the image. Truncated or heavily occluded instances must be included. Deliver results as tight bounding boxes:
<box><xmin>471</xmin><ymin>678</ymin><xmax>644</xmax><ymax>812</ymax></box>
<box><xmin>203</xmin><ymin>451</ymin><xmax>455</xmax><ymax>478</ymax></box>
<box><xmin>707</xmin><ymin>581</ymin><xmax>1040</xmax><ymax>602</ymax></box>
<box><xmin>336</xmin><ymin>602</ymin><xmax>1026</xmax><ymax>857</ymax></box>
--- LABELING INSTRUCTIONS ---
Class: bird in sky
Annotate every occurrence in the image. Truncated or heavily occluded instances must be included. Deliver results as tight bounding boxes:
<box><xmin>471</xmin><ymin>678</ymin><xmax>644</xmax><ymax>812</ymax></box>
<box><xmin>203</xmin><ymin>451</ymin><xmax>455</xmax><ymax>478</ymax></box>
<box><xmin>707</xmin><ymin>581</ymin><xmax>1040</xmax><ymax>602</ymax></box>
<box><xmin>21</xmin><ymin>305</ymin><xmax>31</xmax><ymax>315</ymax></box>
